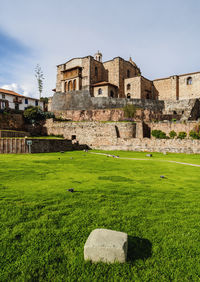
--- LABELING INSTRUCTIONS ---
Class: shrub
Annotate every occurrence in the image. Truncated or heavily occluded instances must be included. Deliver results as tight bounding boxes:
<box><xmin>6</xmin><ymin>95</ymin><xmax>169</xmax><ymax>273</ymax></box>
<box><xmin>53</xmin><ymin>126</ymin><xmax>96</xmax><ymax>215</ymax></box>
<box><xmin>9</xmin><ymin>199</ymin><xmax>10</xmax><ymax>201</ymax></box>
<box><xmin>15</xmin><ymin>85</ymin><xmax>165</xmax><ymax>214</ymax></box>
<box><xmin>177</xmin><ymin>131</ymin><xmax>187</xmax><ymax>139</ymax></box>
<box><xmin>151</xmin><ymin>130</ymin><xmax>167</xmax><ymax>139</ymax></box>
<box><xmin>123</xmin><ymin>104</ymin><xmax>136</xmax><ymax>120</ymax></box>
<box><xmin>23</xmin><ymin>106</ymin><xmax>54</xmax><ymax>124</ymax></box>
<box><xmin>189</xmin><ymin>130</ymin><xmax>199</xmax><ymax>139</ymax></box>
<box><xmin>169</xmin><ymin>130</ymin><xmax>177</xmax><ymax>139</ymax></box>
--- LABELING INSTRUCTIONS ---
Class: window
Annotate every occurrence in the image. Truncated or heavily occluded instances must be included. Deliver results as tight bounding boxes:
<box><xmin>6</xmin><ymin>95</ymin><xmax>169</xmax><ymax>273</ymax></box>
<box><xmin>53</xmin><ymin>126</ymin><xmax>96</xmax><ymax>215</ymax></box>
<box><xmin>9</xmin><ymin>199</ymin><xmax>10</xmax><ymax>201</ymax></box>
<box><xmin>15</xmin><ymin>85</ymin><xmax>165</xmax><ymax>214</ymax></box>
<box><xmin>35</xmin><ymin>100</ymin><xmax>38</xmax><ymax>106</ymax></box>
<box><xmin>2</xmin><ymin>101</ymin><xmax>6</xmax><ymax>109</ymax></box>
<box><xmin>73</xmin><ymin>80</ymin><xmax>76</xmax><ymax>91</ymax></box>
<box><xmin>127</xmin><ymin>84</ymin><xmax>131</xmax><ymax>90</ymax></box>
<box><xmin>127</xmin><ymin>94</ymin><xmax>131</xmax><ymax>99</ymax></box>
<box><xmin>72</xmin><ymin>135</ymin><xmax>76</xmax><ymax>140</ymax></box>
<box><xmin>173</xmin><ymin>111</ymin><xmax>177</xmax><ymax>115</ymax></box>
<box><xmin>146</xmin><ymin>93</ymin><xmax>150</xmax><ymax>99</ymax></box>
<box><xmin>95</xmin><ymin>66</ymin><xmax>98</xmax><ymax>77</ymax></box>
<box><xmin>98</xmin><ymin>88</ymin><xmax>102</xmax><ymax>95</ymax></box>
<box><xmin>25</xmin><ymin>98</ymin><xmax>28</xmax><ymax>104</ymax></box>
<box><xmin>2</xmin><ymin>94</ymin><xmax>5</xmax><ymax>99</ymax></box>
<box><xmin>68</xmin><ymin>81</ymin><xmax>72</xmax><ymax>91</ymax></box>
<box><xmin>187</xmin><ymin>77</ymin><xmax>192</xmax><ymax>85</ymax></box>
<box><xmin>110</xmin><ymin>90</ymin><xmax>114</xmax><ymax>98</ymax></box>
<box><xmin>127</xmin><ymin>70</ymin><xmax>130</xmax><ymax>78</ymax></box>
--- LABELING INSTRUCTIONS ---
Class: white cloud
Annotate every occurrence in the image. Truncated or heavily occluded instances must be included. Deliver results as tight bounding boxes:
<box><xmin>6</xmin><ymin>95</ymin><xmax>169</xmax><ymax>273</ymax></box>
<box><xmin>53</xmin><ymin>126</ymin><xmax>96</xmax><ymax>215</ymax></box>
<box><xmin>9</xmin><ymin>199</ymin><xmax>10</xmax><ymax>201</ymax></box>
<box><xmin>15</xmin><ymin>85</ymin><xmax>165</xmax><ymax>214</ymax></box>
<box><xmin>1</xmin><ymin>0</ymin><xmax>200</xmax><ymax>98</ymax></box>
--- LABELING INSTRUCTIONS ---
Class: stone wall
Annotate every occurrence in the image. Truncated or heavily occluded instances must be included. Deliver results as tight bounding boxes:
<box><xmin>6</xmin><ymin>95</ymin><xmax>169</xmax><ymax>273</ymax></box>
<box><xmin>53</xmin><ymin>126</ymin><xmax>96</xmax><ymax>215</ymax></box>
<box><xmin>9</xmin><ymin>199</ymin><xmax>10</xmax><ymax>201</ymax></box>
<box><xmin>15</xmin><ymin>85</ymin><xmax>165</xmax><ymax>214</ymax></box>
<box><xmin>43</xmin><ymin>119</ymin><xmax>200</xmax><ymax>153</ymax></box>
<box><xmin>0</xmin><ymin>138</ymin><xmax>88</xmax><ymax>154</ymax></box>
<box><xmin>0</xmin><ymin>113</ymin><xmax>25</xmax><ymax>130</ymax></box>
<box><xmin>44</xmin><ymin>120</ymin><xmax>137</xmax><ymax>147</ymax></box>
<box><xmin>53</xmin><ymin>108</ymin><xmax>178</xmax><ymax>123</ymax></box>
<box><xmin>95</xmin><ymin>138</ymin><xmax>200</xmax><ymax>154</ymax></box>
<box><xmin>0</xmin><ymin>130</ymin><xmax>30</xmax><ymax>138</ymax></box>
<box><xmin>0</xmin><ymin>138</ymin><xmax>28</xmax><ymax>154</ymax></box>
<box><xmin>164</xmin><ymin>99</ymin><xmax>200</xmax><ymax>120</ymax></box>
<box><xmin>51</xmin><ymin>91</ymin><xmax>165</xmax><ymax>111</ymax></box>
<box><xmin>148</xmin><ymin>121</ymin><xmax>198</xmax><ymax>136</ymax></box>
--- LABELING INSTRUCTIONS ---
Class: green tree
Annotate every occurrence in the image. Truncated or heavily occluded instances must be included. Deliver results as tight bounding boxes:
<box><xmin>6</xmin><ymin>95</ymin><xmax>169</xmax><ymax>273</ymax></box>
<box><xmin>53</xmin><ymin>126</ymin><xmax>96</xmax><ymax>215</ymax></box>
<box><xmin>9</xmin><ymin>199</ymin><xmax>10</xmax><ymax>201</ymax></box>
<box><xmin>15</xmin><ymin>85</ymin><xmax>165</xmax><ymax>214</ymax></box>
<box><xmin>35</xmin><ymin>64</ymin><xmax>44</xmax><ymax>99</ymax></box>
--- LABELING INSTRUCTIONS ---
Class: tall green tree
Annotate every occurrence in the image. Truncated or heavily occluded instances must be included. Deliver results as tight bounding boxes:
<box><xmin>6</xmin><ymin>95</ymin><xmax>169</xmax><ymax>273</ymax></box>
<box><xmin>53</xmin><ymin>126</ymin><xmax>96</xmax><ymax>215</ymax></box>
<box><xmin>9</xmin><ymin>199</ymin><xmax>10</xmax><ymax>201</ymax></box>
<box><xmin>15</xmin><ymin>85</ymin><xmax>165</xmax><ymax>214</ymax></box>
<box><xmin>35</xmin><ymin>64</ymin><xmax>44</xmax><ymax>99</ymax></box>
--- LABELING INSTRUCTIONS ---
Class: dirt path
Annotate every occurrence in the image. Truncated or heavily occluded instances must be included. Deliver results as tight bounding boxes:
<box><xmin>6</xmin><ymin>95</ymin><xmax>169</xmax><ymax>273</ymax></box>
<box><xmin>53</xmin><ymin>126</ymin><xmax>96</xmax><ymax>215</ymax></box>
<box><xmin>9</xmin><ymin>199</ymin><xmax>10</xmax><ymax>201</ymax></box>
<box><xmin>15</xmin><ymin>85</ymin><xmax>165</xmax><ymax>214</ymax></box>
<box><xmin>89</xmin><ymin>152</ymin><xmax>200</xmax><ymax>168</ymax></box>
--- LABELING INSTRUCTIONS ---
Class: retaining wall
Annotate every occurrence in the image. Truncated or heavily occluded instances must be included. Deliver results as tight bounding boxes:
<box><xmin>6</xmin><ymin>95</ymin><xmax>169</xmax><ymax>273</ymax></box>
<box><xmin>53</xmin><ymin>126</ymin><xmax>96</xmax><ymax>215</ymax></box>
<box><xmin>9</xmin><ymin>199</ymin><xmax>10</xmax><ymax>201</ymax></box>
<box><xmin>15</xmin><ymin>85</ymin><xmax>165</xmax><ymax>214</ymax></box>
<box><xmin>0</xmin><ymin>138</ymin><xmax>88</xmax><ymax>154</ymax></box>
<box><xmin>93</xmin><ymin>138</ymin><xmax>200</xmax><ymax>154</ymax></box>
<box><xmin>0</xmin><ymin>113</ymin><xmax>25</xmax><ymax>130</ymax></box>
<box><xmin>0</xmin><ymin>130</ymin><xmax>30</xmax><ymax>138</ymax></box>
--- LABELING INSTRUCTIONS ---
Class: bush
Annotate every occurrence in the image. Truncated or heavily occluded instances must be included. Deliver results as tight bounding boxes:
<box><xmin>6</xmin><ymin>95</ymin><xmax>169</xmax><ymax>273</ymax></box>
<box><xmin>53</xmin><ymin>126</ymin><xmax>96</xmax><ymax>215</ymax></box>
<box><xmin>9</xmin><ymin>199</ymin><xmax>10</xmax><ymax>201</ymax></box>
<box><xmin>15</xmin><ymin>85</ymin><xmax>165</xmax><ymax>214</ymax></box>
<box><xmin>189</xmin><ymin>130</ymin><xmax>199</xmax><ymax>139</ymax></box>
<box><xmin>169</xmin><ymin>130</ymin><xmax>177</xmax><ymax>139</ymax></box>
<box><xmin>177</xmin><ymin>131</ymin><xmax>187</xmax><ymax>139</ymax></box>
<box><xmin>23</xmin><ymin>106</ymin><xmax>55</xmax><ymax>124</ymax></box>
<box><xmin>123</xmin><ymin>104</ymin><xmax>136</xmax><ymax>120</ymax></box>
<box><xmin>151</xmin><ymin>130</ymin><xmax>167</xmax><ymax>139</ymax></box>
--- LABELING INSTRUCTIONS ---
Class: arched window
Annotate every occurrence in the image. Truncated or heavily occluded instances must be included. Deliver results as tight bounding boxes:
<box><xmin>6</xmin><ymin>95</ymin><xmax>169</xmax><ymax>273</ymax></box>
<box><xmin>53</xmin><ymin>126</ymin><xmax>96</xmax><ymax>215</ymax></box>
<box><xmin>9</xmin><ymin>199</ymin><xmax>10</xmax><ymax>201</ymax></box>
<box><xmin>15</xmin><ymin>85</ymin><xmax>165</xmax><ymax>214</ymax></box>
<box><xmin>98</xmin><ymin>88</ymin><xmax>102</xmax><ymax>95</ymax></box>
<box><xmin>187</xmin><ymin>77</ymin><xmax>192</xmax><ymax>85</ymax></box>
<box><xmin>110</xmin><ymin>90</ymin><xmax>114</xmax><ymax>98</ymax></box>
<box><xmin>127</xmin><ymin>84</ymin><xmax>131</xmax><ymax>90</ymax></box>
<box><xmin>127</xmin><ymin>93</ymin><xmax>131</xmax><ymax>99</ymax></box>
<box><xmin>73</xmin><ymin>80</ymin><xmax>76</xmax><ymax>91</ymax></box>
<box><xmin>68</xmin><ymin>81</ymin><xmax>72</xmax><ymax>91</ymax></box>
<box><xmin>95</xmin><ymin>66</ymin><xmax>98</xmax><ymax>77</ymax></box>
<box><xmin>127</xmin><ymin>70</ymin><xmax>130</xmax><ymax>78</ymax></box>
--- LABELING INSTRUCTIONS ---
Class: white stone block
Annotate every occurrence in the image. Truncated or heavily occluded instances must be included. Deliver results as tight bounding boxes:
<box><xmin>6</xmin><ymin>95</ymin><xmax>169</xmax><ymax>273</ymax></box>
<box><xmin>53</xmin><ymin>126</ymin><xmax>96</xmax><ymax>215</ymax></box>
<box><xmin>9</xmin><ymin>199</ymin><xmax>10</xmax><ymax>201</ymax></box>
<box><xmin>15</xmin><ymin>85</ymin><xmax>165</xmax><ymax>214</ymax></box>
<box><xmin>84</xmin><ymin>228</ymin><xmax>128</xmax><ymax>263</ymax></box>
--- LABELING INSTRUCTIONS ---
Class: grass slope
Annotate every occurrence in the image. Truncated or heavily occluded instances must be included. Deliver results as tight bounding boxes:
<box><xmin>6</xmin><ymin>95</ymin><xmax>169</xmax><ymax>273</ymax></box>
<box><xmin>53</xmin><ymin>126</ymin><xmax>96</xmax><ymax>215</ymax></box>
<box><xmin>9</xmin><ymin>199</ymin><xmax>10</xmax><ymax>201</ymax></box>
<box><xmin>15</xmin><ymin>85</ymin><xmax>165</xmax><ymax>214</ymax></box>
<box><xmin>0</xmin><ymin>151</ymin><xmax>200</xmax><ymax>281</ymax></box>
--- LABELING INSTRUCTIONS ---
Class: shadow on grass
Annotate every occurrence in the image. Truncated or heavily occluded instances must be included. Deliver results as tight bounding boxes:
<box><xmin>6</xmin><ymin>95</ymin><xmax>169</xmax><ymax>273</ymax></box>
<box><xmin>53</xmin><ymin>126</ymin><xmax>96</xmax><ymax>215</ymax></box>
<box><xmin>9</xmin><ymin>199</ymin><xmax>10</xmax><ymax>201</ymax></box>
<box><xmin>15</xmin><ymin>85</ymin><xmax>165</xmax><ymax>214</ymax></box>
<box><xmin>127</xmin><ymin>236</ymin><xmax>152</xmax><ymax>262</ymax></box>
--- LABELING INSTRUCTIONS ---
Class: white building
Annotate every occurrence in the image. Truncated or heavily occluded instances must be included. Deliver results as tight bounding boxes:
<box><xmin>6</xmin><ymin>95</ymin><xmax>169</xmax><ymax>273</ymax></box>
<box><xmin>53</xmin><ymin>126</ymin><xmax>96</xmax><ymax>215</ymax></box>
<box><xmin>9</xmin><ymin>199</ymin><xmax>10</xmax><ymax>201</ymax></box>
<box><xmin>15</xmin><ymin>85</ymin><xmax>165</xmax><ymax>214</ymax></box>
<box><xmin>0</xmin><ymin>88</ymin><xmax>44</xmax><ymax>111</ymax></box>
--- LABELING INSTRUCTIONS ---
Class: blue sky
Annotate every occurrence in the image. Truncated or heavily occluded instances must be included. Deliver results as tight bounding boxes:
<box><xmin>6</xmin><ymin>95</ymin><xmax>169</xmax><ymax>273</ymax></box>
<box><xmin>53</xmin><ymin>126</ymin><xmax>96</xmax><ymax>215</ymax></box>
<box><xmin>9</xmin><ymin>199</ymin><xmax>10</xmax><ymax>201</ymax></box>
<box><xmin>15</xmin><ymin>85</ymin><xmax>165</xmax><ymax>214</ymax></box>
<box><xmin>0</xmin><ymin>0</ymin><xmax>200</xmax><ymax>98</ymax></box>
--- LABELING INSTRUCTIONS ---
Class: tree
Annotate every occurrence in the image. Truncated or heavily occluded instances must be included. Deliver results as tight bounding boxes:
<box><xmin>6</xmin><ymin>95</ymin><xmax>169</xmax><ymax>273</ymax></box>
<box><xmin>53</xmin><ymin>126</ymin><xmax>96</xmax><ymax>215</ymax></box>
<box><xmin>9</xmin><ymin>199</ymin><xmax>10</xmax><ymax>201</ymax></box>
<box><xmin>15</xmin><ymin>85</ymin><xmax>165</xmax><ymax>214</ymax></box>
<box><xmin>35</xmin><ymin>64</ymin><xmax>44</xmax><ymax>99</ymax></box>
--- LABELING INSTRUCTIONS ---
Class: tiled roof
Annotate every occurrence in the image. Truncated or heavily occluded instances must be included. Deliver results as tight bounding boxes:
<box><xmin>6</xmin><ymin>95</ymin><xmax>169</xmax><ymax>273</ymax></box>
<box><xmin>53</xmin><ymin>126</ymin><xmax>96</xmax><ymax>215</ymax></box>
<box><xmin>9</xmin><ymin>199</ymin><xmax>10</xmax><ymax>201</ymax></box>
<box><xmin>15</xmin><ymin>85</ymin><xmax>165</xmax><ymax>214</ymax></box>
<box><xmin>0</xmin><ymin>88</ymin><xmax>40</xmax><ymax>101</ymax></box>
<box><xmin>92</xmin><ymin>81</ymin><xmax>118</xmax><ymax>88</ymax></box>
<box><xmin>0</xmin><ymin>88</ymin><xmax>24</xmax><ymax>97</ymax></box>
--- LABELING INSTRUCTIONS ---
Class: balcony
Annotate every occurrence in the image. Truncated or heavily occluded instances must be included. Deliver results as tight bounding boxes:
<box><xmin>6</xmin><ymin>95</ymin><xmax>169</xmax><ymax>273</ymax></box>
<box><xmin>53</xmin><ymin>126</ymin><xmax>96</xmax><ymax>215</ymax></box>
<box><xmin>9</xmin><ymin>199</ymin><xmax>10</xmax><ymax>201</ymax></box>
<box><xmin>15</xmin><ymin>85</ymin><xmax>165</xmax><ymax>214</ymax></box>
<box><xmin>13</xmin><ymin>98</ymin><xmax>22</xmax><ymax>104</ymax></box>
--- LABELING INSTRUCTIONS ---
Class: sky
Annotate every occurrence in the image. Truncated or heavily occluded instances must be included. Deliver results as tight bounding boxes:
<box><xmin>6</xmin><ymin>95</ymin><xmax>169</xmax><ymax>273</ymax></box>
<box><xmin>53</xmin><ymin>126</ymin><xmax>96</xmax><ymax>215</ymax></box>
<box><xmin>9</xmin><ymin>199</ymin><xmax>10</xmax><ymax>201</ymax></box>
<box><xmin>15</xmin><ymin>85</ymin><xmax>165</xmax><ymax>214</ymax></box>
<box><xmin>0</xmin><ymin>0</ymin><xmax>200</xmax><ymax>98</ymax></box>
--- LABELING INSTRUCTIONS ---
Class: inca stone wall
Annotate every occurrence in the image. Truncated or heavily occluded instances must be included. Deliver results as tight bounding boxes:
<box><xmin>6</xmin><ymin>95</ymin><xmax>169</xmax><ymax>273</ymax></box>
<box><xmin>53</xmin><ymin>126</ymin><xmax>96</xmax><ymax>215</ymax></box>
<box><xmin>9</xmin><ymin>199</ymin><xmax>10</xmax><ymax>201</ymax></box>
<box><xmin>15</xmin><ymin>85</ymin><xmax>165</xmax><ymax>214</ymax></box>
<box><xmin>0</xmin><ymin>138</ymin><xmax>87</xmax><ymax>154</ymax></box>
<box><xmin>51</xmin><ymin>92</ymin><xmax>165</xmax><ymax>111</ymax></box>
<box><xmin>148</xmin><ymin>121</ymin><xmax>198</xmax><ymax>136</ymax></box>
<box><xmin>0</xmin><ymin>113</ymin><xmax>25</xmax><ymax>130</ymax></box>
<box><xmin>44</xmin><ymin>119</ymin><xmax>137</xmax><ymax>147</ymax></box>
<box><xmin>43</xmin><ymin>119</ymin><xmax>200</xmax><ymax>154</ymax></box>
<box><xmin>95</xmin><ymin>138</ymin><xmax>200</xmax><ymax>154</ymax></box>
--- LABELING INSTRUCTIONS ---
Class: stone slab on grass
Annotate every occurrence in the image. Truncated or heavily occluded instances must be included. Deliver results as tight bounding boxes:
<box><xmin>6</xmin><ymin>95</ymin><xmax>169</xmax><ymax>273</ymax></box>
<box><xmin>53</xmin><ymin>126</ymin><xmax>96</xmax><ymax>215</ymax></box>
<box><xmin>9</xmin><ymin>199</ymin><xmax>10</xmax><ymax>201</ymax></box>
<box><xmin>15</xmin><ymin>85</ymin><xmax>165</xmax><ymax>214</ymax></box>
<box><xmin>84</xmin><ymin>228</ymin><xmax>128</xmax><ymax>263</ymax></box>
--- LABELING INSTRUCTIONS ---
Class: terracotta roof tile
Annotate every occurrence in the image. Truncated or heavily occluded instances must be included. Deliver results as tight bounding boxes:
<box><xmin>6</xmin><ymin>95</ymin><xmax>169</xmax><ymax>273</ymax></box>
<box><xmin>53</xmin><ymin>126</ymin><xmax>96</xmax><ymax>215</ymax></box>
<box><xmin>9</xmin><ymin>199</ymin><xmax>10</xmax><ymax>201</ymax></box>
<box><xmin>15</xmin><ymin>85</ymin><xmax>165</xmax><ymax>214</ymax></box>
<box><xmin>0</xmin><ymin>88</ymin><xmax>24</xmax><ymax>97</ymax></box>
<box><xmin>0</xmin><ymin>88</ymin><xmax>40</xmax><ymax>101</ymax></box>
<box><xmin>92</xmin><ymin>81</ymin><xmax>118</xmax><ymax>88</ymax></box>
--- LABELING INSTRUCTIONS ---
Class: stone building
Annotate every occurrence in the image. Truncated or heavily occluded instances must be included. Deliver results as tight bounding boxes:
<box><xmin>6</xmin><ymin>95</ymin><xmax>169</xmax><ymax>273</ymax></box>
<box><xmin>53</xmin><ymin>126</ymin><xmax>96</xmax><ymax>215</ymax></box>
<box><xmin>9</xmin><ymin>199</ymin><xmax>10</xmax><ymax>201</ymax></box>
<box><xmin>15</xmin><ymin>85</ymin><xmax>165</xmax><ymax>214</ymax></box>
<box><xmin>55</xmin><ymin>52</ymin><xmax>200</xmax><ymax>102</ymax></box>
<box><xmin>55</xmin><ymin>52</ymin><xmax>141</xmax><ymax>99</ymax></box>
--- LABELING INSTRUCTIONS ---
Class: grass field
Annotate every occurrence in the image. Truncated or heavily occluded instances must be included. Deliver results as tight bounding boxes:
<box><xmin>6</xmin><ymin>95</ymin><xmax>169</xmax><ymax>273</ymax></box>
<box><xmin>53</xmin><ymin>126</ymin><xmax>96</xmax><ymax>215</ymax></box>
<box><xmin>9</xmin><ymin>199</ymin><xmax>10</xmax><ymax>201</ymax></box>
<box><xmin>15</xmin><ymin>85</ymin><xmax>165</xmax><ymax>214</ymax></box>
<box><xmin>0</xmin><ymin>151</ymin><xmax>200</xmax><ymax>281</ymax></box>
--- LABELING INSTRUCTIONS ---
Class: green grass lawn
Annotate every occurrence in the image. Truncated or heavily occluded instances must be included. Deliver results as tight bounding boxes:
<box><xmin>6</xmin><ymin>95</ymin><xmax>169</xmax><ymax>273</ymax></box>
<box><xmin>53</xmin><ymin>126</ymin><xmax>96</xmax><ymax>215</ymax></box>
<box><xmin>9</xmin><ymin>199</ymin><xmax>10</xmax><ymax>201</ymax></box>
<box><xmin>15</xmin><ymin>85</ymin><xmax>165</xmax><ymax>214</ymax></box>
<box><xmin>0</xmin><ymin>151</ymin><xmax>200</xmax><ymax>281</ymax></box>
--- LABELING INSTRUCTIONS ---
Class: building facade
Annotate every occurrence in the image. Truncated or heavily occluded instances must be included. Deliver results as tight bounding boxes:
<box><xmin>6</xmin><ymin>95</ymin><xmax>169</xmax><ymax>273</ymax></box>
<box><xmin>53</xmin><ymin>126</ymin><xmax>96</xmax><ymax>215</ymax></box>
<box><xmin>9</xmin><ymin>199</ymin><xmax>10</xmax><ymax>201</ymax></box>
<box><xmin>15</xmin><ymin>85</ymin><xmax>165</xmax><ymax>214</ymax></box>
<box><xmin>0</xmin><ymin>89</ymin><xmax>44</xmax><ymax>111</ymax></box>
<box><xmin>55</xmin><ymin>52</ymin><xmax>141</xmax><ymax>99</ymax></box>
<box><xmin>55</xmin><ymin>52</ymin><xmax>200</xmax><ymax>102</ymax></box>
